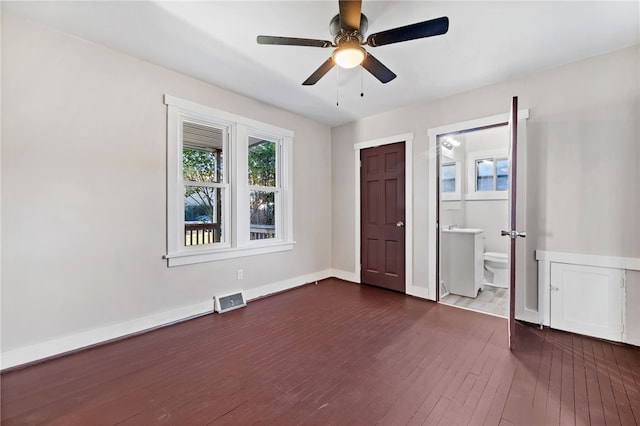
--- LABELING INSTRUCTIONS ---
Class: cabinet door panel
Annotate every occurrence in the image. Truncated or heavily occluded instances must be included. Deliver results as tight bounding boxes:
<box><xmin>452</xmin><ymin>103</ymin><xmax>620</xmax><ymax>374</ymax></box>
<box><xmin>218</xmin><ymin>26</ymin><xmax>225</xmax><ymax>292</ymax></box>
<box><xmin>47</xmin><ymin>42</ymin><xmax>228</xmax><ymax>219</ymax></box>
<box><xmin>550</xmin><ymin>263</ymin><xmax>623</xmax><ymax>341</ymax></box>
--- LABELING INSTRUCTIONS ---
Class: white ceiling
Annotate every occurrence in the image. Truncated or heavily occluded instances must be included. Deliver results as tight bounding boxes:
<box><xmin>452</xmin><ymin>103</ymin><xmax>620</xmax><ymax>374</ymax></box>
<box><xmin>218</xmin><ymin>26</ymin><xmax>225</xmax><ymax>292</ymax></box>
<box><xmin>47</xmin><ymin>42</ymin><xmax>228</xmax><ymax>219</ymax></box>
<box><xmin>5</xmin><ymin>1</ymin><xmax>639</xmax><ymax>126</ymax></box>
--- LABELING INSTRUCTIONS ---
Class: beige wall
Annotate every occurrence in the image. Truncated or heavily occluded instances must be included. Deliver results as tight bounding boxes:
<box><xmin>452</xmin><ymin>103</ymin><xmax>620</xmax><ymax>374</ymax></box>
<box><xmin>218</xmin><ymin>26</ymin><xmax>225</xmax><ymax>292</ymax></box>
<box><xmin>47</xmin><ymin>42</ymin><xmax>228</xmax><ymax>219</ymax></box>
<box><xmin>2</xmin><ymin>9</ymin><xmax>639</xmax><ymax>365</ymax></box>
<box><xmin>332</xmin><ymin>45</ymin><xmax>639</xmax><ymax>312</ymax></box>
<box><xmin>1</xmin><ymin>12</ymin><xmax>332</xmax><ymax>362</ymax></box>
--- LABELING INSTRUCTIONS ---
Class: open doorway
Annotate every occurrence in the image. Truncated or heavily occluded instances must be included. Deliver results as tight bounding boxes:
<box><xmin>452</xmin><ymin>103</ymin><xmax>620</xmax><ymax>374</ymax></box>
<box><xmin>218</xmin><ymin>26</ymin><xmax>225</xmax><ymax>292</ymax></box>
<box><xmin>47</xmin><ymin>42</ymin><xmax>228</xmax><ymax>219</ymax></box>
<box><xmin>437</xmin><ymin>125</ymin><xmax>510</xmax><ymax>317</ymax></box>
<box><xmin>428</xmin><ymin>104</ymin><xmax>531</xmax><ymax>348</ymax></box>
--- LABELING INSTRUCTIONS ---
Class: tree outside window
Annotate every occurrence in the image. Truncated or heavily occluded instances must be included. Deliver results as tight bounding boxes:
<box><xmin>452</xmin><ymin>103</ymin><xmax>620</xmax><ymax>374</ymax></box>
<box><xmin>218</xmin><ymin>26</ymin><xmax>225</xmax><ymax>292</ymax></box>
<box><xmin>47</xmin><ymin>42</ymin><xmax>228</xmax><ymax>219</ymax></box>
<box><xmin>182</xmin><ymin>121</ymin><xmax>226</xmax><ymax>246</ymax></box>
<box><xmin>248</xmin><ymin>137</ymin><xmax>277</xmax><ymax>240</ymax></box>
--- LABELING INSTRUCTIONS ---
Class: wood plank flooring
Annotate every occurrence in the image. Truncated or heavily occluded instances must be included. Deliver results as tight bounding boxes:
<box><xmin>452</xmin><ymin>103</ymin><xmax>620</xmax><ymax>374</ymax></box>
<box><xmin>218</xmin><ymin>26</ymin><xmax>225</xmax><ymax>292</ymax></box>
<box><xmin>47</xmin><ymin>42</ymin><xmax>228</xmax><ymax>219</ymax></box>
<box><xmin>2</xmin><ymin>278</ymin><xmax>639</xmax><ymax>425</ymax></box>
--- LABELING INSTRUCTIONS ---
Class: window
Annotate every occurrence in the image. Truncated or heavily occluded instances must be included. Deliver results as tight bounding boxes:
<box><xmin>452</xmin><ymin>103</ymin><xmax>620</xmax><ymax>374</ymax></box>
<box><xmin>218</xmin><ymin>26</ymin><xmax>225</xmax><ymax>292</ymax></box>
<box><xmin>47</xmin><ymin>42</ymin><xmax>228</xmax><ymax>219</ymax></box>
<box><xmin>441</xmin><ymin>163</ymin><xmax>456</xmax><ymax>192</ymax></box>
<box><xmin>475</xmin><ymin>158</ymin><xmax>509</xmax><ymax>191</ymax></box>
<box><xmin>496</xmin><ymin>159</ymin><xmax>509</xmax><ymax>190</ymax></box>
<box><xmin>183</xmin><ymin>121</ymin><xmax>228</xmax><ymax>247</ymax></box>
<box><xmin>165</xmin><ymin>95</ymin><xmax>294</xmax><ymax>266</ymax></box>
<box><xmin>466</xmin><ymin>149</ymin><xmax>509</xmax><ymax>200</ymax></box>
<box><xmin>440</xmin><ymin>162</ymin><xmax>461</xmax><ymax>201</ymax></box>
<box><xmin>248</xmin><ymin>136</ymin><xmax>278</xmax><ymax>240</ymax></box>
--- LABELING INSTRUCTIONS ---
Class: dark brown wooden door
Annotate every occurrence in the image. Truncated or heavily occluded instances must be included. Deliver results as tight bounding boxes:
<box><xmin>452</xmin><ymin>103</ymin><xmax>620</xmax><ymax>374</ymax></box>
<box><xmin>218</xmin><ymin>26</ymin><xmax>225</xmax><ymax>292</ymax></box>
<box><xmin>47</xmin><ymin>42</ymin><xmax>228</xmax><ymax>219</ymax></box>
<box><xmin>360</xmin><ymin>142</ymin><xmax>406</xmax><ymax>292</ymax></box>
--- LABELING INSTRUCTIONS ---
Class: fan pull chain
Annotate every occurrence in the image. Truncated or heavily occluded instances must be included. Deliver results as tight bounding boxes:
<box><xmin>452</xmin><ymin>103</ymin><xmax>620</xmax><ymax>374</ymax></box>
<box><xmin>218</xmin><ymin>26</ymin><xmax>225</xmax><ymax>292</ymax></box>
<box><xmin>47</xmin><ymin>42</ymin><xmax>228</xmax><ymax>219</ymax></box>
<box><xmin>360</xmin><ymin>67</ymin><xmax>364</xmax><ymax>97</ymax></box>
<box><xmin>336</xmin><ymin>67</ymin><xmax>340</xmax><ymax>106</ymax></box>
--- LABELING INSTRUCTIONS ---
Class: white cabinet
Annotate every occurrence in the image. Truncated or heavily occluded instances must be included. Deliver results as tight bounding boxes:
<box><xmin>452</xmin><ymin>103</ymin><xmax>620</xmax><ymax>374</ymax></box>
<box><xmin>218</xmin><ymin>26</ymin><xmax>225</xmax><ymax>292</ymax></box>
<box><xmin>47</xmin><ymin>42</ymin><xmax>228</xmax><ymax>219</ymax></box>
<box><xmin>441</xmin><ymin>228</ymin><xmax>484</xmax><ymax>298</ymax></box>
<box><xmin>550</xmin><ymin>263</ymin><xmax>623</xmax><ymax>342</ymax></box>
<box><xmin>537</xmin><ymin>251</ymin><xmax>640</xmax><ymax>345</ymax></box>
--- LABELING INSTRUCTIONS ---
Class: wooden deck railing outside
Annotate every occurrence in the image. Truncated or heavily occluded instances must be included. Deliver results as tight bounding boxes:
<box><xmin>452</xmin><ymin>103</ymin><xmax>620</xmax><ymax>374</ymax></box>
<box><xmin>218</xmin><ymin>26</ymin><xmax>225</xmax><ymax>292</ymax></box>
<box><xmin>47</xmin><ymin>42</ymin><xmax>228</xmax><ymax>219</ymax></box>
<box><xmin>185</xmin><ymin>223</ymin><xmax>275</xmax><ymax>245</ymax></box>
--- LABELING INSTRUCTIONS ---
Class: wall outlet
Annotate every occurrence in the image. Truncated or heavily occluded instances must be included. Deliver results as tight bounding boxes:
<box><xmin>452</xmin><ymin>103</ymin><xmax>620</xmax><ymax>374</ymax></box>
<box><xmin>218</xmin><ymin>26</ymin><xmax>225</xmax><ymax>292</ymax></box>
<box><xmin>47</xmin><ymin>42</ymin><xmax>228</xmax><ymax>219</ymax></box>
<box><xmin>237</xmin><ymin>269</ymin><xmax>243</xmax><ymax>280</ymax></box>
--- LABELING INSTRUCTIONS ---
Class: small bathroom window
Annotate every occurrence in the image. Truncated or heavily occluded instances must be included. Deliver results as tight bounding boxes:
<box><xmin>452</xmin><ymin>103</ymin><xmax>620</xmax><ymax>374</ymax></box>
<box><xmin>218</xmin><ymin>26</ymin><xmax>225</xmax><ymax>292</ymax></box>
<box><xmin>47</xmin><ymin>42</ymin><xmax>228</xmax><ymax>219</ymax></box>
<box><xmin>476</xmin><ymin>159</ymin><xmax>495</xmax><ymax>191</ymax></box>
<box><xmin>475</xmin><ymin>157</ymin><xmax>508</xmax><ymax>191</ymax></box>
<box><xmin>441</xmin><ymin>162</ymin><xmax>461</xmax><ymax>200</ymax></box>
<box><xmin>496</xmin><ymin>159</ymin><xmax>509</xmax><ymax>190</ymax></box>
<box><xmin>442</xmin><ymin>163</ymin><xmax>456</xmax><ymax>192</ymax></box>
<box><xmin>467</xmin><ymin>149</ymin><xmax>509</xmax><ymax>200</ymax></box>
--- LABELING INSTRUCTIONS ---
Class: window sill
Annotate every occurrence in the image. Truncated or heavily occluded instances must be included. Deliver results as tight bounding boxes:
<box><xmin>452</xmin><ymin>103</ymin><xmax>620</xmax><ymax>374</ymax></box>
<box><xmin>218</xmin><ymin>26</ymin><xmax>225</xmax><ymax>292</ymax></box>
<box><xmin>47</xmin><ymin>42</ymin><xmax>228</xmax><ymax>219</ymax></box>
<box><xmin>465</xmin><ymin>192</ymin><xmax>508</xmax><ymax>201</ymax></box>
<box><xmin>441</xmin><ymin>194</ymin><xmax>461</xmax><ymax>201</ymax></box>
<box><xmin>165</xmin><ymin>241</ymin><xmax>295</xmax><ymax>267</ymax></box>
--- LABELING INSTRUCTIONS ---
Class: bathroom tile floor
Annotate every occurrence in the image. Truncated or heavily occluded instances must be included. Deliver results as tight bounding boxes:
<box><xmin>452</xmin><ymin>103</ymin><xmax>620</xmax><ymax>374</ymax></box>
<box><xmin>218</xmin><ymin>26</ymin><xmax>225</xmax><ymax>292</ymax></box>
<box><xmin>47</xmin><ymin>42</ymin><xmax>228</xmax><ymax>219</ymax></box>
<box><xmin>440</xmin><ymin>284</ymin><xmax>508</xmax><ymax>317</ymax></box>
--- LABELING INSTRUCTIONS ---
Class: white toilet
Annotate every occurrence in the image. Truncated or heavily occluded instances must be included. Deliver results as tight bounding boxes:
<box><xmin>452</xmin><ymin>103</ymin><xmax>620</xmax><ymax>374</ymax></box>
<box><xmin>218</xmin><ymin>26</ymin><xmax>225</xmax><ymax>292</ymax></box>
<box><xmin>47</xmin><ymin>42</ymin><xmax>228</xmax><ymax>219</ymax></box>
<box><xmin>483</xmin><ymin>252</ymin><xmax>509</xmax><ymax>288</ymax></box>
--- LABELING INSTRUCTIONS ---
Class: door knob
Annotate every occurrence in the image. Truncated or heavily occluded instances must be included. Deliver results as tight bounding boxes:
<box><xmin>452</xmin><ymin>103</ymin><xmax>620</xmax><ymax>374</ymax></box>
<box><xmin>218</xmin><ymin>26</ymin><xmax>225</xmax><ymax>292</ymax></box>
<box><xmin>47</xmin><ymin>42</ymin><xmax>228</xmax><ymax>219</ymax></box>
<box><xmin>396</xmin><ymin>221</ymin><xmax>405</xmax><ymax>227</ymax></box>
<box><xmin>501</xmin><ymin>230</ymin><xmax>526</xmax><ymax>239</ymax></box>
<box><xmin>550</xmin><ymin>286</ymin><xmax>560</xmax><ymax>292</ymax></box>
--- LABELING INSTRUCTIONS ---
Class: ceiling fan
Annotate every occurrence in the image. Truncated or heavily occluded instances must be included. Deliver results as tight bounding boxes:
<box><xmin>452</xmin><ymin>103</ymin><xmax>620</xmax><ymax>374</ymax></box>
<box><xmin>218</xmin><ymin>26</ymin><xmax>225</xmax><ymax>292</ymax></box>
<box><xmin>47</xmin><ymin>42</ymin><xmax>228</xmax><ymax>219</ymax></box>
<box><xmin>257</xmin><ymin>0</ymin><xmax>449</xmax><ymax>86</ymax></box>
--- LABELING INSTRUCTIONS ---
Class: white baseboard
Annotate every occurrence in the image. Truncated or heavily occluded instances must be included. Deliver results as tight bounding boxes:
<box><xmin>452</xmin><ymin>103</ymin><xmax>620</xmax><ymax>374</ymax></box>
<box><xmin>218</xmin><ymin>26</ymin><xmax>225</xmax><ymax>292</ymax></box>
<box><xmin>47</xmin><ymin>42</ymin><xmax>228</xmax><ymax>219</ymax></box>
<box><xmin>1</xmin><ymin>269</ymin><xmax>334</xmax><ymax>370</ymax></box>
<box><xmin>407</xmin><ymin>286</ymin><xmax>431</xmax><ymax>300</ymax></box>
<box><xmin>516</xmin><ymin>308</ymin><xmax>541</xmax><ymax>325</ymax></box>
<box><xmin>328</xmin><ymin>270</ymin><xmax>433</xmax><ymax>301</ymax></box>
<box><xmin>1</xmin><ymin>300</ymin><xmax>214</xmax><ymax>370</ymax></box>
<box><xmin>244</xmin><ymin>269</ymin><xmax>332</xmax><ymax>301</ymax></box>
<box><xmin>330</xmin><ymin>269</ymin><xmax>359</xmax><ymax>283</ymax></box>
<box><xmin>625</xmin><ymin>333</ymin><xmax>640</xmax><ymax>347</ymax></box>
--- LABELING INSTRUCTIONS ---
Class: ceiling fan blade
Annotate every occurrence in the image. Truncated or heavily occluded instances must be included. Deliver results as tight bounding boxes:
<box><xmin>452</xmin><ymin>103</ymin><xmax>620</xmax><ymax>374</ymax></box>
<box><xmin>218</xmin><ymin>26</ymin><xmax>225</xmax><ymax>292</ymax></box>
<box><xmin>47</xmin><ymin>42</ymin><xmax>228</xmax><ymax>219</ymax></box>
<box><xmin>302</xmin><ymin>57</ymin><xmax>336</xmax><ymax>85</ymax></box>
<box><xmin>257</xmin><ymin>35</ymin><xmax>332</xmax><ymax>48</ymax></box>
<box><xmin>361</xmin><ymin>53</ymin><xmax>396</xmax><ymax>84</ymax></box>
<box><xmin>366</xmin><ymin>16</ymin><xmax>449</xmax><ymax>47</ymax></box>
<box><xmin>338</xmin><ymin>0</ymin><xmax>362</xmax><ymax>32</ymax></box>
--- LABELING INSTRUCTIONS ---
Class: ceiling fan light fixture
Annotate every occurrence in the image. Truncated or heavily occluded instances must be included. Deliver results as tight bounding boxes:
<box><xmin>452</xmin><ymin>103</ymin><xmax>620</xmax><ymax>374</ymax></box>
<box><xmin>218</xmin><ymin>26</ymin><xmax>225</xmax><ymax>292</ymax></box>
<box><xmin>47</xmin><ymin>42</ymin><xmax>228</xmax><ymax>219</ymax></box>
<box><xmin>257</xmin><ymin>1</ymin><xmax>449</xmax><ymax>85</ymax></box>
<box><xmin>333</xmin><ymin>44</ymin><xmax>366</xmax><ymax>69</ymax></box>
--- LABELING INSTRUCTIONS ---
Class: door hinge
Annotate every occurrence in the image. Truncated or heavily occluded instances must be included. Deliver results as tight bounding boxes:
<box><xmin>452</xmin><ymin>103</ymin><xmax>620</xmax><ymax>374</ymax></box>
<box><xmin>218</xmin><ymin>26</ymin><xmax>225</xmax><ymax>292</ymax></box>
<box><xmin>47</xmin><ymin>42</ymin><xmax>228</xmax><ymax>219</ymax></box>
<box><xmin>359</xmin><ymin>160</ymin><xmax>362</xmax><ymax>168</ymax></box>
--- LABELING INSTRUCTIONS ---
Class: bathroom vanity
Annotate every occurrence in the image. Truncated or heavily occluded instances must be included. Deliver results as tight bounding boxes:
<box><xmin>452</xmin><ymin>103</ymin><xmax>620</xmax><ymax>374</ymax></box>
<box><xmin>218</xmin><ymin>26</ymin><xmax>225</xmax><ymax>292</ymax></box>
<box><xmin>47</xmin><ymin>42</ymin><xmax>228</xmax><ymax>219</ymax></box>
<box><xmin>441</xmin><ymin>228</ymin><xmax>484</xmax><ymax>298</ymax></box>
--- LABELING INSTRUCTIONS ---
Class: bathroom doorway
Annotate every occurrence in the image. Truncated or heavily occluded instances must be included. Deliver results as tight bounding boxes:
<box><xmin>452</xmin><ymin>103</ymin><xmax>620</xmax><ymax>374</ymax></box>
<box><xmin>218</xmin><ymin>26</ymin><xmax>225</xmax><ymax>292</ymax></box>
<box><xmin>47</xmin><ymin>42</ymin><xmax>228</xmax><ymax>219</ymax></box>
<box><xmin>428</xmin><ymin>102</ymin><xmax>530</xmax><ymax>348</ymax></box>
<box><xmin>437</xmin><ymin>125</ymin><xmax>510</xmax><ymax>317</ymax></box>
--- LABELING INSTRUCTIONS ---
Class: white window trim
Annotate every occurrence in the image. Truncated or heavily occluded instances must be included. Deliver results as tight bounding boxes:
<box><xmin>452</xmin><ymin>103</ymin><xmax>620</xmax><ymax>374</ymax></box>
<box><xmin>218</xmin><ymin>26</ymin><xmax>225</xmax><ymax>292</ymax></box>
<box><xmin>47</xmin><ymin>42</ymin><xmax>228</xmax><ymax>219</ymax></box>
<box><xmin>466</xmin><ymin>148</ymin><xmax>508</xmax><ymax>200</ymax></box>
<box><xmin>164</xmin><ymin>95</ymin><xmax>294</xmax><ymax>267</ymax></box>
<box><xmin>441</xmin><ymin>160</ymin><xmax>461</xmax><ymax>201</ymax></box>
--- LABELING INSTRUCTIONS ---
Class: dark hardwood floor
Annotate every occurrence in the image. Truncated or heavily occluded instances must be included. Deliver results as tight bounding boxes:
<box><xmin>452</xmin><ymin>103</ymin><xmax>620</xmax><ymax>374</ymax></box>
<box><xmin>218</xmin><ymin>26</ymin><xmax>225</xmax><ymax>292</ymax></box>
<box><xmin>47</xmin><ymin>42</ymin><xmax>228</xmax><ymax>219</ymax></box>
<box><xmin>2</xmin><ymin>278</ymin><xmax>639</xmax><ymax>425</ymax></box>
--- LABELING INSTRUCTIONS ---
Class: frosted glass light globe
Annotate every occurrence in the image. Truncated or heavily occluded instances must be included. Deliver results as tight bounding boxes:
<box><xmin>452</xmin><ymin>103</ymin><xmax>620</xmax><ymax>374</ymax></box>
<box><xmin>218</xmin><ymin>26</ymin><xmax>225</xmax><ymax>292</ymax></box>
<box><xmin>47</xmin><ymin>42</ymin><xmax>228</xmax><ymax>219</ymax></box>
<box><xmin>333</xmin><ymin>45</ymin><xmax>366</xmax><ymax>69</ymax></box>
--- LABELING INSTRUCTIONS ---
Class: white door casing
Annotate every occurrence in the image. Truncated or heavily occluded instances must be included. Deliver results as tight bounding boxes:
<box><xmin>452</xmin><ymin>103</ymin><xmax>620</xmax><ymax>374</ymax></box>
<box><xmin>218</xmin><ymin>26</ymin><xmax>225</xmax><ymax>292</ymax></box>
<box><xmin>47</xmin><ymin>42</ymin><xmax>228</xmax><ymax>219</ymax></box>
<box><xmin>354</xmin><ymin>133</ymin><xmax>420</xmax><ymax>297</ymax></box>
<box><xmin>427</xmin><ymin>110</ymin><xmax>532</xmax><ymax>322</ymax></box>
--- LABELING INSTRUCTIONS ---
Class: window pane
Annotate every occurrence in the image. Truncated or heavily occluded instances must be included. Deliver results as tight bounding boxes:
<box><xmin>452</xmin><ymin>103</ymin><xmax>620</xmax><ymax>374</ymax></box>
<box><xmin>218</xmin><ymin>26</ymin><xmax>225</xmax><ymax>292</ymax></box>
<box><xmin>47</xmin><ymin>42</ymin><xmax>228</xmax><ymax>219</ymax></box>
<box><xmin>441</xmin><ymin>164</ymin><xmax>456</xmax><ymax>193</ymax></box>
<box><xmin>183</xmin><ymin>146</ymin><xmax>223</xmax><ymax>183</ymax></box>
<box><xmin>496</xmin><ymin>158</ymin><xmax>509</xmax><ymax>191</ymax></box>
<box><xmin>250</xmin><ymin>190</ymin><xmax>275</xmax><ymax>240</ymax></box>
<box><xmin>248</xmin><ymin>137</ymin><xmax>276</xmax><ymax>187</ymax></box>
<box><xmin>476</xmin><ymin>159</ymin><xmax>494</xmax><ymax>191</ymax></box>
<box><xmin>184</xmin><ymin>186</ymin><xmax>224</xmax><ymax>246</ymax></box>
<box><xmin>182</xmin><ymin>121</ymin><xmax>224</xmax><ymax>183</ymax></box>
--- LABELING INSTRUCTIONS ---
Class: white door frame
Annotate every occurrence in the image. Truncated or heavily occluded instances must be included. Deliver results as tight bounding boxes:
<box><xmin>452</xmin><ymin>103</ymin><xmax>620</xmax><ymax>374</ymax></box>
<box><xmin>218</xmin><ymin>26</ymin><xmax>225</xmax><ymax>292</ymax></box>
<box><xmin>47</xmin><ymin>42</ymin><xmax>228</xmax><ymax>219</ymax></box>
<box><xmin>354</xmin><ymin>133</ymin><xmax>421</xmax><ymax>297</ymax></box>
<box><xmin>427</xmin><ymin>111</ymin><xmax>532</xmax><ymax>318</ymax></box>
